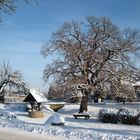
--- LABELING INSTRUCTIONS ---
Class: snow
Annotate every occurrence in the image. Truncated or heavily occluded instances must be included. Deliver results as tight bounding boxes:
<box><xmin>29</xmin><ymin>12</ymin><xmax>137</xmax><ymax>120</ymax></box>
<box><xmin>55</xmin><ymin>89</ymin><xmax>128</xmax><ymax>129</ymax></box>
<box><xmin>0</xmin><ymin>127</ymin><xmax>63</xmax><ymax>140</ymax></box>
<box><xmin>48</xmin><ymin>102</ymin><xmax>66</xmax><ymax>105</ymax></box>
<box><xmin>0</xmin><ymin>103</ymin><xmax>140</xmax><ymax>140</ymax></box>
<box><xmin>118</xmin><ymin>107</ymin><xmax>139</xmax><ymax>116</ymax></box>
<box><xmin>49</xmin><ymin>114</ymin><xmax>65</xmax><ymax>124</ymax></box>
<box><xmin>73</xmin><ymin>111</ymin><xmax>91</xmax><ymax>115</ymax></box>
<box><xmin>27</xmin><ymin>88</ymin><xmax>47</xmax><ymax>102</ymax></box>
<box><xmin>99</xmin><ymin>108</ymin><xmax>118</xmax><ymax>114</ymax></box>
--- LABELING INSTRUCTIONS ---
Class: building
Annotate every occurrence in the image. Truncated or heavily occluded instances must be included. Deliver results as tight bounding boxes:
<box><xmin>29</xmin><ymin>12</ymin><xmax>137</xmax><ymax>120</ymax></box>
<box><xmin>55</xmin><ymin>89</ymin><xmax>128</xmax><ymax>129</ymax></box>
<box><xmin>133</xmin><ymin>81</ymin><xmax>140</xmax><ymax>99</ymax></box>
<box><xmin>23</xmin><ymin>88</ymin><xmax>47</xmax><ymax>111</ymax></box>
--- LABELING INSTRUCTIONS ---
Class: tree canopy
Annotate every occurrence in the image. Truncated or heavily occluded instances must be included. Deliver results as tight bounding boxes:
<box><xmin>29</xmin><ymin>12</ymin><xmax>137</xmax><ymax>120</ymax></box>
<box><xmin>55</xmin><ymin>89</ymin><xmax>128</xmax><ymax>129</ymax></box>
<box><xmin>0</xmin><ymin>0</ymin><xmax>17</xmax><ymax>21</ymax></box>
<box><xmin>0</xmin><ymin>62</ymin><xmax>29</xmax><ymax>99</ymax></box>
<box><xmin>42</xmin><ymin>16</ymin><xmax>140</xmax><ymax>112</ymax></box>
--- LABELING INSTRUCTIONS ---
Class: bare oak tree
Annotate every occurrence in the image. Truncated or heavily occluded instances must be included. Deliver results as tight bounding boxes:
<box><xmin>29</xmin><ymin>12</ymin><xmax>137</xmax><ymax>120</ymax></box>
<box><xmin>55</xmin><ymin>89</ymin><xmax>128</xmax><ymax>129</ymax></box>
<box><xmin>41</xmin><ymin>16</ymin><xmax>140</xmax><ymax>113</ymax></box>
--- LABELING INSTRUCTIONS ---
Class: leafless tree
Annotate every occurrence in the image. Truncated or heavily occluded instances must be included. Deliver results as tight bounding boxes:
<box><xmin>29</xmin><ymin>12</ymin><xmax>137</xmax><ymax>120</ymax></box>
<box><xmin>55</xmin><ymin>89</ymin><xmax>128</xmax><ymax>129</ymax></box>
<box><xmin>0</xmin><ymin>62</ymin><xmax>29</xmax><ymax>101</ymax></box>
<box><xmin>47</xmin><ymin>84</ymin><xmax>63</xmax><ymax>101</ymax></box>
<box><xmin>0</xmin><ymin>0</ymin><xmax>37</xmax><ymax>21</ymax></box>
<box><xmin>41</xmin><ymin>16</ymin><xmax>140</xmax><ymax>113</ymax></box>
<box><xmin>0</xmin><ymin>0</ymin><xmax>16</xmax><ymax>15</ymax></box>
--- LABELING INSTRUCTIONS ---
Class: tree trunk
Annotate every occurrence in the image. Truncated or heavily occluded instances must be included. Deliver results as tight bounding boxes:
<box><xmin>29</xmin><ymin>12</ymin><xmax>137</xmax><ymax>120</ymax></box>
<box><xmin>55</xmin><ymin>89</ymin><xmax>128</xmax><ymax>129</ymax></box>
<box><xmin>79</xmin><ymin>95</ymin><xmax>88</xmax><ymax>113</ymax></box>
<box><xmin>79</xmin><ymin>88</ymin><xmax>91</xmax><ymax>113</ymax></box>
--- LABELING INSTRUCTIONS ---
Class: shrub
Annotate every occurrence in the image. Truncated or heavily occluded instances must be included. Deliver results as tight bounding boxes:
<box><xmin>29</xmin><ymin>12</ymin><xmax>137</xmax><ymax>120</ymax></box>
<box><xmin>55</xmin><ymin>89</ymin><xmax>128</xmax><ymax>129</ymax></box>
<box><xmin>117</xmin><ymin>107</ymin><xmax>129</xmax><ymax>121</ymax></box>
<box><xmin>99</xmin><ymin>108</ymin><xmax>140</xmax><ymax>125</ymax></box>
<box><xmin>99</xmin><ymin>109</ymin><xmax>118</xmax><ymax>123</ymax></box>
<box><xmin>137</xmin><ymin>113</ymin><xmax>140</xmax><ymax>125</ymax></box>
<box><xmin>117</xmin><ymin>108</ymin><xmax>139</xmax><ymax>125</ymax></box>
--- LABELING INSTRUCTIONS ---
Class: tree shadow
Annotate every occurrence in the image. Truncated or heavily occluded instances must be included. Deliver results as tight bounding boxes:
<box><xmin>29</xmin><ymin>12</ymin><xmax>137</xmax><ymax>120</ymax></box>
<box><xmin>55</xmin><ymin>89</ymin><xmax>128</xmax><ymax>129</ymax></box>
<box><xmin>58</xmin><ymin>108</ymin><xmax>79</xmax><ymax>115</ymax></box>
<box><xmin>64</xmin><ymin>123</ymin><xmax>140</xmax><ymax>137</ymax></box>
<box><xmin>17</xmin><ymin>113</ymin><xmax>28</xmax><ymax>117</ymax></box>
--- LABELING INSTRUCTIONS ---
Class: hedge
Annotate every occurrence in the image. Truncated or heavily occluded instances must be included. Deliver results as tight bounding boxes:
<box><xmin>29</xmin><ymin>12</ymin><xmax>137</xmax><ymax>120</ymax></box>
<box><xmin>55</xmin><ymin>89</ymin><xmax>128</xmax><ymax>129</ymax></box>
<box><xmin>99</xmin><ymin>108</ymin><xmax>140</xmax><ymax>125</ymax></box>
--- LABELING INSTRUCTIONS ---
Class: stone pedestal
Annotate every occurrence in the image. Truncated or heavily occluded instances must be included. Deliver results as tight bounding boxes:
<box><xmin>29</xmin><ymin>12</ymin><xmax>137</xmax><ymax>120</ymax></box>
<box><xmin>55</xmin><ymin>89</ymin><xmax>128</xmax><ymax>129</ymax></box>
<box><xmin>49</xmin><ymin>104</ymin><xmax>65</xmax><ymax>112</ymax></box>
<box><xmin>28</xmin><ymin>111</ymin><xmax>44</xmax><ymax>118</ymax></box>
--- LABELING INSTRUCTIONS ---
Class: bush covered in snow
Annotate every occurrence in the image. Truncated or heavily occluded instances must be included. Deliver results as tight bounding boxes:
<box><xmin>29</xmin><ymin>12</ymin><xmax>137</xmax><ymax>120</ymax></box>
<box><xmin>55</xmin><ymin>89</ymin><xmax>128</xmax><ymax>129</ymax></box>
<box><xmin>48</xmin><ymin>114</ymin><xmax>65</xmax><ymax>125</ymax></box>
<box><xmin>99</xmin><ymin>108</ymin><xmax>118</xmax><ymax>123</ymax></box>
<box><xmin>117</xmin><ymin>108</ymin><xmax>140</xmax><ymax>125</ymax></box>
<box><xmin>99</xmin><ymin>108</ymin><xmax>140</xmax><ymax>125</ymax></box>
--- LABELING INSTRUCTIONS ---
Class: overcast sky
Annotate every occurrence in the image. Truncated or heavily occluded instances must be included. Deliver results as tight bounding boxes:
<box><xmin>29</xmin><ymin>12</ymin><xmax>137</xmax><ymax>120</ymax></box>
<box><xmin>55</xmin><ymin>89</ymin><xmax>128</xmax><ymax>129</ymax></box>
<box><xmin>0</xmin><ymin>0</ymin><xmax>140</xmax><ymax>90</ymax></box>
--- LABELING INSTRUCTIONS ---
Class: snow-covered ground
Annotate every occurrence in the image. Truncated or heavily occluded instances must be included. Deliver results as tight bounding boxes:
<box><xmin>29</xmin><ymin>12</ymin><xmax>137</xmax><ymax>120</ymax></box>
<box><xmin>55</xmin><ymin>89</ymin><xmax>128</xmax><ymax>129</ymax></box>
<box><xmin>0</xmin><ymin>127</ymin><xmax>62</xmax><ymax>140</ymax></box>
<box><xmin>0</xmin><ymin>103</ymin><xmax>140</xmax><ymax>140</ymax></box>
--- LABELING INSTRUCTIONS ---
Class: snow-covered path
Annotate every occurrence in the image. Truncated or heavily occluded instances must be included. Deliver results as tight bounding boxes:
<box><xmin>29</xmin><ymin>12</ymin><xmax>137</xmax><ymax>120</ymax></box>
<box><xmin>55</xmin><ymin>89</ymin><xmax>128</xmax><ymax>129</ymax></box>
<box><xmin>0</xmin><ymin>128</ymin><xmax>63</xmax><ymax>140</ymax></box>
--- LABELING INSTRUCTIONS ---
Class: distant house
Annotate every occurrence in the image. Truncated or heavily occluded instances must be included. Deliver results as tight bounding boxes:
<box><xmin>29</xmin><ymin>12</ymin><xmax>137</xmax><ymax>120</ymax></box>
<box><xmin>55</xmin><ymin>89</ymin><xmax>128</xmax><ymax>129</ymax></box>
<box><xmin>133</xmin><ymin>81</ymin><xmax>140</xmax><ymax>99</ymax></box>
<box><xmin>0</xmin><ymin>91</ymin><xmax>27</xmax><ymax>103</ymax></box>
<box><xmin>23</xmin><ymin>88</ymin><xmax>47</xmax><ymax>111</ymax></box>
<box><xmin>116</xmin><ymin>80</ymin><xmax>140</xmax><ymax>101</ymax></box>
<box><xmin>4</xmin><ymin>94</ymin><xmax>27</xmax><ymax>103</ymax></box>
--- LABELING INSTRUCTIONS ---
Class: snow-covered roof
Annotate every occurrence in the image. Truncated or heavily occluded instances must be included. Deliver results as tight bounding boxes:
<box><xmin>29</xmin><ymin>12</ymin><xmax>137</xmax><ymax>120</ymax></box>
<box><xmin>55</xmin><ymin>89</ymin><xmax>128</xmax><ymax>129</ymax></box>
<box><xmin>24</xmin><ymin>88</ymin><xmax>47</xmax><ymax>103</ymax></box>
<box><xmin>30</xmin><ymin>89</ymin><xmax>47</xmax><ymax>102</ymax></box>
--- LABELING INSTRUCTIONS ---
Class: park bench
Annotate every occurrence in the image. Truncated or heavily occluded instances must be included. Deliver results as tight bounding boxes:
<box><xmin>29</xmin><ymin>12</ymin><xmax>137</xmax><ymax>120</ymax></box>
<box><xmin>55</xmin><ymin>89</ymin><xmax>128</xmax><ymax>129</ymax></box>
<box><xmin>73</xmin><ymin>114</ymin><xmax>91</xmax><ymax>120</ymax></box>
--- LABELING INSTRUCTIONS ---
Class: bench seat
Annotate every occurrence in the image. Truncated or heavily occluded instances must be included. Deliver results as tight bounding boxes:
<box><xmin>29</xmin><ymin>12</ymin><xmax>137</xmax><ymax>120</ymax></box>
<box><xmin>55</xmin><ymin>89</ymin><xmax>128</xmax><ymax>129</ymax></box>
<box><xmin>73</xmin><ymin>114</ymin><xmax>91</xmax><ymax>119</ymax></box>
